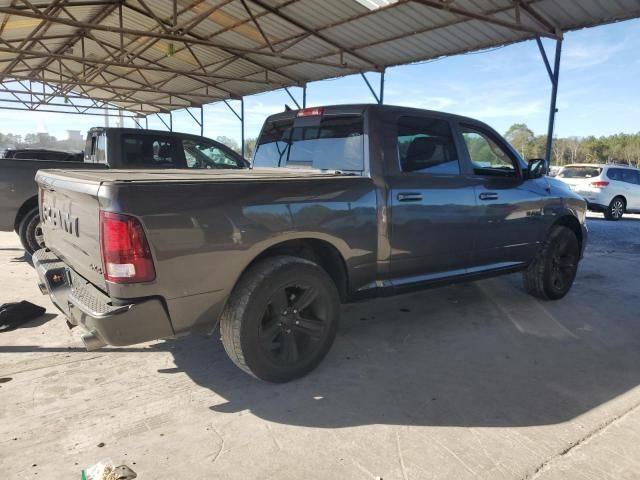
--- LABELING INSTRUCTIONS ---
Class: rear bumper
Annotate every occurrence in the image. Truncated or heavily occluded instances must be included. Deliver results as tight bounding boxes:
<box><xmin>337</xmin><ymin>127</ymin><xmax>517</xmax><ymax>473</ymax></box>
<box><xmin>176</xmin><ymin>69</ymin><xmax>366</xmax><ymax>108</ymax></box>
<box><xmin>33</xmin><ymin>249</ymin><xmax>175</xmax><ymax>349</ymax></box>
<box><xmin>586</xmin><ymin>202</ymin><xmax>608</xmax><ymax>212</ymax></box>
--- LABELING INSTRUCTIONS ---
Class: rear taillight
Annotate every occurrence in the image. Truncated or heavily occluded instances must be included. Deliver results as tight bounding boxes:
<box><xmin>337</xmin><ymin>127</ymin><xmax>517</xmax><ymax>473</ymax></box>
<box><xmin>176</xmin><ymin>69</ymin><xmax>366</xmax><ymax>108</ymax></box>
<box><xmin>591</xmin><ymin>181</ymin><xmax>609</xmax><ymax>187</ymax></box>
<box><xmin>100</xmin><ymin>211</ymin><xmax>155</xmax><ymax>283</ymax></box>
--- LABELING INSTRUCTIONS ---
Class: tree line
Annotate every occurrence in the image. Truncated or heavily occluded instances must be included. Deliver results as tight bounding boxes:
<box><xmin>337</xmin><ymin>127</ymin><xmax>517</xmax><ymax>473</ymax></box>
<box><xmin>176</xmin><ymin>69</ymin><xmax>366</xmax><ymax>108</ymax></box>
<box><xmin>504</xmin><ymin>124</ymin><xmax>640</xmax><ymax>167</ymax></box>
<box><xmin>0</xmin><ymin>132</ymin><xmax>84</xmax><ymax>151</ymax></box>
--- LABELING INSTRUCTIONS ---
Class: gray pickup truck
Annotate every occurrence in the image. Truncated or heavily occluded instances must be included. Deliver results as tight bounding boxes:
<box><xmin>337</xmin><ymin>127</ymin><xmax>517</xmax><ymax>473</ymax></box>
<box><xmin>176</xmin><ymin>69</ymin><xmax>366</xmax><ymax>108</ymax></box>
<box><xmin>0</xmin><ymin>127</ymin><xmax>245</xmax><ymax>253</ymax></box>
<box><xmin>34</xmin><ymin>104</ymin><xmax>587</xmax><ymax>382</ymax></box>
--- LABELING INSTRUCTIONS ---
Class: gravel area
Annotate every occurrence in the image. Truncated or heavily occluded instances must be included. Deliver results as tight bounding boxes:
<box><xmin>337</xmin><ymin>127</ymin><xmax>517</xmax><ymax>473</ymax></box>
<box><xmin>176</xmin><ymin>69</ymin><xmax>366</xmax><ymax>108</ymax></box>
<box><xmin>586</xmin><ymin>212</ymin><xmax>640</xmax><ymax>256</ymax></box>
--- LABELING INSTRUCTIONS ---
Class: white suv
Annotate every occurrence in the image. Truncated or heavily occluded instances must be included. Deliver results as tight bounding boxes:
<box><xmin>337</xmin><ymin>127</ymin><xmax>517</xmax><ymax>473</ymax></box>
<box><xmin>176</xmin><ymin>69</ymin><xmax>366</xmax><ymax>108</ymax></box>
<box><xmin>556</xmin><ymin>164</ymin><xmax>640</xmax><ymax>220</ymax></box>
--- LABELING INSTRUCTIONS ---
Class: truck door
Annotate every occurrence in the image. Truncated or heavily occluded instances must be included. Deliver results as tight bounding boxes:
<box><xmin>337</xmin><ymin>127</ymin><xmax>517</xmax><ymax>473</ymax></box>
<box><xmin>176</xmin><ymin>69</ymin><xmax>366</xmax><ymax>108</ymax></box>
<box><xmin>386</xmin><ymin>114</ymin><xmax>476</xmax><ymax>283</ymax></box>
<box><xmin>458</xmin><ymin>123</ymin><xmax>549</xmax><ymax>268</ymax></box>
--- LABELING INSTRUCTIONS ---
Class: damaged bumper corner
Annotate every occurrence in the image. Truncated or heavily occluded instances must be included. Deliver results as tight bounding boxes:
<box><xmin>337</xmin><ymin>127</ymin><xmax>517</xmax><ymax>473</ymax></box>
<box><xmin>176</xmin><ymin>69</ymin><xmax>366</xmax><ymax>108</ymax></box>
<box><xmin>32</xmin><ymin>248</ymin><xmax>175</xmax><ymax>350</ymax></box>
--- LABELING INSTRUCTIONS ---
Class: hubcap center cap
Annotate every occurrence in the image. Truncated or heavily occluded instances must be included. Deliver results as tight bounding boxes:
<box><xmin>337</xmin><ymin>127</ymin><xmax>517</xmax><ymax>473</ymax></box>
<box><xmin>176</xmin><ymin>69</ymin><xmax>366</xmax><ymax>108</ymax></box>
<box><xmin>280</xmin><ymin>310</ymin><xmax>297</xmax><ymax>327</ymax></box>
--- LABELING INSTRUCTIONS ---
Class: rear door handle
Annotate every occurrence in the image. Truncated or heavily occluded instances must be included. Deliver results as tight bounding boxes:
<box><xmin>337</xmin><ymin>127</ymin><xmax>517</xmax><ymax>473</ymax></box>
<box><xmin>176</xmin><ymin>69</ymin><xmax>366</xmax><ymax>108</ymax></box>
<box><xmin>397</xmin><ymin>192</ymin><xmax>423</xmax><ymax>202</ymax></box>
<box><xmin>479</xmin><ymin>192</ymin><xmax>499</xmax><ymax>201</ymax></box>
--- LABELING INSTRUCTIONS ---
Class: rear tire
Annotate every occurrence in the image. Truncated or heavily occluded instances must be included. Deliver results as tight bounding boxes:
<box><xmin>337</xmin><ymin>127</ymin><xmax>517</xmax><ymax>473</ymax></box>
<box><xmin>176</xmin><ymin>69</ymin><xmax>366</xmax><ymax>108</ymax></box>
<box><xmin>220</xmin><ymin>255</ymin><xmax>340</xmax><ymax>383</ymax></box>
<box><xmin>604</xmin><ymin>196</ymin><xmax>625</xmax><ymax>221</ymax></box>
<box><xmin>523</xmin><ymin>226</ymin><xmax>580</xmax><ymax>300</ymax></box>
<box><xmin>18</xmin><ymin>207</ymin><xmax>45</xmax><ymax>255</ymax></box>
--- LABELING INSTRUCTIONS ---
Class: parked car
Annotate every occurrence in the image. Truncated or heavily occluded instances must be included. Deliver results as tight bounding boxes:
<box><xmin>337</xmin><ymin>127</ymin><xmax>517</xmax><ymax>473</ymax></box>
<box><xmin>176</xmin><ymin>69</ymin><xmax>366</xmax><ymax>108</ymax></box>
<box><xmin>34</xmin><ymin>104</ymin><xmax>587</xmax><ymax>382</ymax></box>
<box><xmin>3</xmin><ymin>148</ymin><xmax>83</xmax><ymax>162</ymax></box>
<box><xmin>0</xmin><ymin>127</ymin><xmax>246</xmax><ymax>254</ymax></box>
<box><xmin>556</xmin><ymin>164</ymin><xmax>640</xmax><ymax>220</ymax></box>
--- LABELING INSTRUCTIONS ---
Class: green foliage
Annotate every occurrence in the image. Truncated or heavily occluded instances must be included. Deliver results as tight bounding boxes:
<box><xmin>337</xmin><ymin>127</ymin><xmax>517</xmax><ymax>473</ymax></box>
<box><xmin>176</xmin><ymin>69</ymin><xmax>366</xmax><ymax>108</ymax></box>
<box><xmin>504</xmin><ymin>124</ymin><xmax>640</xmax><ymax>167</ymax></box>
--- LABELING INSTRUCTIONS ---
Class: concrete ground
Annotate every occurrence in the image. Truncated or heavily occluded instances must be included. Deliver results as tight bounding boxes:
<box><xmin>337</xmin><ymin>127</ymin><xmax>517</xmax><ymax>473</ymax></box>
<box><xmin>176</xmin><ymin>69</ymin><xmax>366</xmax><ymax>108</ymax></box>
<box><xmin>1</xmin><ymin>212</ymin><xmax>640</xmax><ymax>480</ymax></box>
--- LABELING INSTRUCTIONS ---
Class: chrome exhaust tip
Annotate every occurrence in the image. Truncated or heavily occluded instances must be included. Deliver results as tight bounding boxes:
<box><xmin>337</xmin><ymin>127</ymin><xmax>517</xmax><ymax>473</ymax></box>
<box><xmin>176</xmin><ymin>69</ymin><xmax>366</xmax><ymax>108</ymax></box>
<box><xmin>81</xmin><ymin>331</ymin><xmax>107</xmax><ymax>351</ymax></box>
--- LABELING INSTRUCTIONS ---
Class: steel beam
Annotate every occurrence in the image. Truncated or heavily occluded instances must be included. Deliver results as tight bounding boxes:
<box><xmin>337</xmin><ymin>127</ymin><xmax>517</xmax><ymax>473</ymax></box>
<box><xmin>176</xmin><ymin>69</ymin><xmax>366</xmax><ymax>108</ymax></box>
<box><xmin>0</xmin><ymin>7</ymin><xmax>356</xmax><ymax>70</ymax></box>
<box><xmin>0</xmin><ymin>47</ymin><xmax>280</xmax><ymax>86</ymax></box>
<box><xmin>241</xmin><ymin>98</ymin><xmax>245</xmax><ymax>159</ymax></box>
<box><xmin>411</xmin><ymin>0</ymin><xmax>559</xmax><ymax>39</ymax></box>
<box><xmin>284</xmin><ymin>87</ymin><xmax>301</xmax><ymax>109</ymax></box>
<box><xmin>0</xmin><ymin>104</ymin><xmax>142</xmax><ymax>117</ymax></box>
<box><xmin>361</xmin><ymin>71</ymin><xmax>385</xmax><ymax>104</ymax></box>
<box><xmin>1</xmin><ymin>72</ymin><xmax>221</xmax><ymax>100</ymax></box>
<box><xmin>248</xmin><ymin>0</ymin><xmax>379</xmax><ymax>69</ymax></box>
<box><xmin>543</xmin><ymin>38</ymin><xmax>563</xmax><ymax>169</ymax></box>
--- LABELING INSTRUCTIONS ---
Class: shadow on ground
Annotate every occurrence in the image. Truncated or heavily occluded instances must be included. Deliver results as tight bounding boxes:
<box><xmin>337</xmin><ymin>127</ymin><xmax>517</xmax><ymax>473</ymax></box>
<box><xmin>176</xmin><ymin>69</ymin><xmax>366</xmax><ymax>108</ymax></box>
<box><xmin>161</xmin><ymin>271</ymin><xmax>640</xmax><ymax>429</ymax></box>
<box><xmin>0</xmin><ymin>313</ymin><xmax>57</xmax><ymax>333</ymax></box>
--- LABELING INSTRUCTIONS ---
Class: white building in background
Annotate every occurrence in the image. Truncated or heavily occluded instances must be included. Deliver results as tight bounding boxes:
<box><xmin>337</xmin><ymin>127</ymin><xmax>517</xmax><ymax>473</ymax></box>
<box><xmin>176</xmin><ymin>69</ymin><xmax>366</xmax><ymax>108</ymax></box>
<box><xmin>66</xmin><ymin>130</ymin><xmax>83</xmax><ymax>143</ymax></box>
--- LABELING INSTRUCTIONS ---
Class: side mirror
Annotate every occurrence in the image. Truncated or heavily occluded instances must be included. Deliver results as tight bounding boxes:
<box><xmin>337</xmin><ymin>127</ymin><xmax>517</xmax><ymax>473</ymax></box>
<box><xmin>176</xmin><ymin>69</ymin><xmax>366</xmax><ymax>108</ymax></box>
<box><xmin>525</xmin><ymin>158</ymin><xmax>546</xmax><ymax>180</ymax></box>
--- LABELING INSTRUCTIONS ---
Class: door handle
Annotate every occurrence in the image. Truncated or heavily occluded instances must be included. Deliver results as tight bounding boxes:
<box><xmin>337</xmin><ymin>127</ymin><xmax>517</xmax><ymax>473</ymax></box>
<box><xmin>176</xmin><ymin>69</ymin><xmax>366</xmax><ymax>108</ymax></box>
<box><xmin>397</xmin><ymin>192</ymin><xmax>423</xmax><ymax>202</ymax></box>
<box><xmin>479</xmin><ymin>192</ymin><xmax>499</xmax><ymax>201</ymax></box>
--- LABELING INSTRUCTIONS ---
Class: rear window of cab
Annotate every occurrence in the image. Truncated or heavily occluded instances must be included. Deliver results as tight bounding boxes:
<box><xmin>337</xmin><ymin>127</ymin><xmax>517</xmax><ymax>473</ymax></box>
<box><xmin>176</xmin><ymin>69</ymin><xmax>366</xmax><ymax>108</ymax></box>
<box><xmin>253</xmin><ymin>115</ymin><xmax>364</xmax><ymax>172</ymax></box>
<box><xmin>557</xmin><ymin>166</ymin><xmax>602</xmax><ymax>178</ymax></box>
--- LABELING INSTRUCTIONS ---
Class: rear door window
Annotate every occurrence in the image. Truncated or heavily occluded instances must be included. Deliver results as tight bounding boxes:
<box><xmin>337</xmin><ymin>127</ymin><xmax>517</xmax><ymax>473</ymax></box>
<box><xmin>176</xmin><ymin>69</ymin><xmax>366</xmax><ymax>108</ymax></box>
<box><xmin>608</xmin><ymin>168</ymin><xmax>640</xmax><ymax>184</ymax></box>
<box><xmin>396</xmin><ymin>116</ymin><xmax>459</xmax><ymax>175</ymax></box>
<box><xmin>254</xmin><ymin>115</ymin><xmax>364</xmax><ymax>172</ymax></box>
<box><xmin>121</xmin><ymin>134</ymin><xmax>184</xmax><ymax>167</ymax></box>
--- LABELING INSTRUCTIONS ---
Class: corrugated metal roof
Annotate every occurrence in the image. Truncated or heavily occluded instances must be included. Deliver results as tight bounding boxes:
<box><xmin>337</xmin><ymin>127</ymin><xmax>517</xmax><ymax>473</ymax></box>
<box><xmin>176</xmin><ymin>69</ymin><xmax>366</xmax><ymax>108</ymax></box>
<box><xmin>0</xmin><ymin>0</ymin><xmax>638</xmax><ymax>115</ymax></box>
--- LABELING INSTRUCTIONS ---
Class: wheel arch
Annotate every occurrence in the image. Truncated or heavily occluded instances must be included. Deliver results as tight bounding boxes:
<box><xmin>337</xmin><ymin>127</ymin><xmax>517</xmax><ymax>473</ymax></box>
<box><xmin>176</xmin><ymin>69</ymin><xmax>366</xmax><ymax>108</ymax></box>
<box><xmin>240</xmin><ymin>237</ymin><xmax>350</xmax><ymax>302</ymax></box>
<box><xmin>14</xmin><ymin>195</ymin><xmax>39</xmax><ymax>232</ymax></box>
<box><xmin>550</xmin><ymin>214</ymin><xmax>583</xmax><ymax>252</ymax></box>
<box><xmin>611</xmin><ymin>195</ymin><xmax>627</xmax><ymax>208</ymax></box>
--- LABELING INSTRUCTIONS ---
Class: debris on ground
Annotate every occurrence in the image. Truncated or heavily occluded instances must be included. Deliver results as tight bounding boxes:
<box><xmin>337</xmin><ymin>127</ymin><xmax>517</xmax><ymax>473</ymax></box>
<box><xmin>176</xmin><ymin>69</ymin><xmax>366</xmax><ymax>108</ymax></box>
<box><xmin>82</xmin><ymin>460</ymin><xmax>137</xmax><ymax>480</ymax></box>
<box><xmin>0</xmin><ymin>301</ymin><xmax>45</xmax><ymax>332</ymax></box>
<box><xmin>113</xmin><ymin>465</ymin><xmax>137</xmax><ymax>480</ymax></box>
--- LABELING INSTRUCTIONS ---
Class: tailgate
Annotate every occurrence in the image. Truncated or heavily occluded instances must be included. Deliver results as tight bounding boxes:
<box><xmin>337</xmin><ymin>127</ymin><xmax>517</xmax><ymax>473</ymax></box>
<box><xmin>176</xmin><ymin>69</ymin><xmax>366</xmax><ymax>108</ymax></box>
<box><xmin>37</xmin><ymin>171</ymin><xmax>107</xmax><ymax>291</ymax></box>
<box><xmin>556</xmin><ymin>177</ymin><xmax>591</xmax><ymax>191</ymax></box>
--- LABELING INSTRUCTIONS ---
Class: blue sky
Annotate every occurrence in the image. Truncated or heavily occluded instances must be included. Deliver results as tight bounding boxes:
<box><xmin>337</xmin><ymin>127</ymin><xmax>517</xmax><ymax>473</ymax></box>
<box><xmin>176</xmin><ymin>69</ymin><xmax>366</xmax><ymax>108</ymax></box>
<box><xmin>1</xmin><ymin>18</ymin><xmax>638</xmax><ymax>144</ymax></box>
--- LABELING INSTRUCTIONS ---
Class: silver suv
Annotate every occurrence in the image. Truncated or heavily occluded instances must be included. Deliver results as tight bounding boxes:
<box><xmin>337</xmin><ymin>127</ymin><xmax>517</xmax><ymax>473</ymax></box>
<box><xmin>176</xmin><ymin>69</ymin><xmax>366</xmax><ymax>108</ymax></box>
<box><xmin>556</xmin><ymin>164</ymin><xmax>640</xmax><ymax>220</ymax></box>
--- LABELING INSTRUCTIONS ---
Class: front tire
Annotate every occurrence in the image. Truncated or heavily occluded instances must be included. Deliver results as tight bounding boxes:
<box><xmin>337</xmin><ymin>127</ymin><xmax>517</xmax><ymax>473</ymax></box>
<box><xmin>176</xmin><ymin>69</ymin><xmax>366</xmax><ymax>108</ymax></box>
<box><xmin>523</xmin><ymin>226</ymin><xmax>580</xmax><ymax>300</ymax></box>
<box><xmin>220</xmin><ymin>255</ymin><xmax>340</xmax><ymax>383</ymax></box>
<box><xmin>18</xmin><ymin>207</ymin><xmax>45</xmax><ymax>255</ymax></box>
<box><xmin>604</xmin><ymin>196</ymin><xmax>625</xmax><ymax>221</ymax></box>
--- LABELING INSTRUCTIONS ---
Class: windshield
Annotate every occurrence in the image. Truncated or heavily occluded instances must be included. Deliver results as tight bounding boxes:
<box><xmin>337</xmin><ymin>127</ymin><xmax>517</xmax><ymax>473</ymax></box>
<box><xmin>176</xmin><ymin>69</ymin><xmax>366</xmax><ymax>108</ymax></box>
<box><xmin>253</xmin><ymin>115</ymin><xmax>364</xmax><ymax>172</ymax></box>
<box><xmin>557</xmin><ymin>166</ymin><xmax>602</xmax><ymax>178</ymax></box>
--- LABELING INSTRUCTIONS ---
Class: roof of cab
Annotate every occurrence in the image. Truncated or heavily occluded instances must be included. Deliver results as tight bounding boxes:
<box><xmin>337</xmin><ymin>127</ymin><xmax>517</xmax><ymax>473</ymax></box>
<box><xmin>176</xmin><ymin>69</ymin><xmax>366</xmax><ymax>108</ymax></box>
<box><xmin>86</xmin><ymin>126</ymin><xmax>211</xmax><ymax>142</ymax></box>
<box><xmin>263</xmin><ymin>103</ymin><xmax>488</xmax><ymax>127</ymax></box>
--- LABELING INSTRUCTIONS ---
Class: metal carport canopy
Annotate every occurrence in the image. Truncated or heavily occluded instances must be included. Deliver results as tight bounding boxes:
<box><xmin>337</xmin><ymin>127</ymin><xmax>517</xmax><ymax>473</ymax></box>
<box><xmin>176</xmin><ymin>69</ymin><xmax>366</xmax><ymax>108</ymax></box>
<box><xmin>1</xmin><ymin>0</ymin><xmax>639</xmax><ymax>116</ymax></box>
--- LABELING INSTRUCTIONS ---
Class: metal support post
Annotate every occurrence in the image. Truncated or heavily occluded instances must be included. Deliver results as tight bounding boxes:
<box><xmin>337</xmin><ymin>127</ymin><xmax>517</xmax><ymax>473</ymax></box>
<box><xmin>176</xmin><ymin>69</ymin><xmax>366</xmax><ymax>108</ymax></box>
<box><xmin>241</xmin><ymin>98</ymin><xmax>245</xmax><ymax>159</ymax></box>
<box><xmin>186</xmin><ymin>106</ymin><xmax>204</xmax><ymax>136</ymax></box>
<box><xmin>223</xmin><ymin>98</ymin><xmax>245</xmax><ymax>158</ymax></box>
<box><xmin>361</xmin><ymin>70</ymin><xmax>385</xmax><ymax>104</ymax></box>
<box><xmin>169</xmin><ymin>111</ymin><xmax>173</xmax><ymax>132</ymax></box>
<box><xmin>284</xmin><ymin>85</ymin><xmax>307</xmax><ymax>110</ymax></box>
<box><xmin>145</xmin><ymin>116</ymin><xmax>148</xmax><ymax>130</ymax></box>
<box><xmin>537</xmin><ymin>37</ymin><xmax>563</xmax><ymax>169</ymax></box>
<box><xmin>156</xmin><ymin>112</ymin><xmax>171</xmax><ymax>131</ymax></box>
<box><xmin>284</xmin><ymin>87</ymin><xmax>301</xmax><ymax>109</ymax></box>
